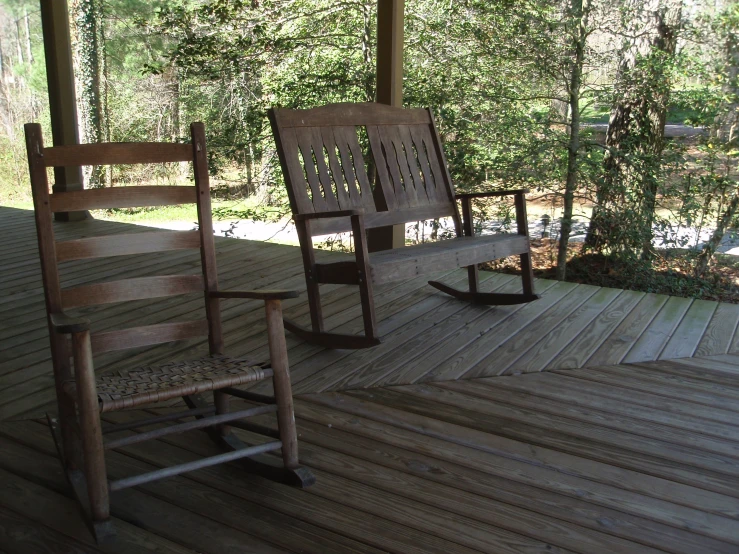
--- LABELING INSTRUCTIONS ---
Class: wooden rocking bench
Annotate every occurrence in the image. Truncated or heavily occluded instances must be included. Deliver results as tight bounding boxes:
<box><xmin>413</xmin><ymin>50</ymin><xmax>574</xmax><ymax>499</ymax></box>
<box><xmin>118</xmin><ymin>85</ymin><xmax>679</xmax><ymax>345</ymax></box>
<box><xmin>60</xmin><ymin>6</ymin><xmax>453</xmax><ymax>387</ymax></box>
<box><xmin>269</xmin><ymin>103</ymin><xmax>538</xmax><ymax>350</ymax></box>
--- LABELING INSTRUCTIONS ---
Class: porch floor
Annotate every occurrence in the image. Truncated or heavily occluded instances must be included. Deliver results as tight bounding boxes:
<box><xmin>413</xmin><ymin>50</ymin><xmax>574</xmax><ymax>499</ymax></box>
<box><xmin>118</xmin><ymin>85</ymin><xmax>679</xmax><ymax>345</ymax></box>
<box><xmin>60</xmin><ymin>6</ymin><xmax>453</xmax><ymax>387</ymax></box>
<box><xmin>1</xmin><ymin>357</ymin><xmax>739</xmax><ymax>553</ymax></box>
<box><xmin>2</xmin><ymin>206</ymin><xmax>739</xmax><ymax>553</ymax></box>
<box><xmin>2</xmin><ymin>206</ymin><xmax>738</xmax><ymax>419</ymax></box>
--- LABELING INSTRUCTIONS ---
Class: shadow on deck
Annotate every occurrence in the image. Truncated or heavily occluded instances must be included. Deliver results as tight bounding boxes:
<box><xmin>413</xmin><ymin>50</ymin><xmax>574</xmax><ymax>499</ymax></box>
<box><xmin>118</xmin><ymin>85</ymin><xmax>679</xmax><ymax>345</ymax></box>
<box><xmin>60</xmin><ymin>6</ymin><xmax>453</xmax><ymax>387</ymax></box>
<box><xmin>1</xmin><ymin>206</ymin><xmax>738</xmax><ymax>553</ymax></box>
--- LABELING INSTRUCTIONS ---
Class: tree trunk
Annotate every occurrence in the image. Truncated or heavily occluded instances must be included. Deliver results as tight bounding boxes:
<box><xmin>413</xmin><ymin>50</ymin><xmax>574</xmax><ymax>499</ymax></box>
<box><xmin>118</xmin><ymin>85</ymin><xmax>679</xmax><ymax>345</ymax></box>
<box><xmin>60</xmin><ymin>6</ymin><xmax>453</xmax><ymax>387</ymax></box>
<box><xmin>24</xmin><ymin>7</ymin><xmax>33</xmax><ymax>64</ymax></box>
<box><xmin>72</xmin><ymin>0</ymin><xmax>107</xmax><ymax>187</ymax></box>
<box><xmin>361</xmin><ymin>1</ymin><xmax>374</xmax><ymax>102</ymax></box>
<box><xmin>694</xmin><ymin>185</ymin><xmax>739</xmax><ymax>278</ymax></box>
<box><xmin>714</xmin><ymin>1</ymin><xmax>739</xmax><ymax>146</ymax></box>
<box><xmin>586</xmin><ymin>1</ymin><xmax>681</xmax><ymax>257</ymax></box>
<box><xmin>556</xmin><ymin>0</ymin><xmax>589</xmax><ymax>281</ymax></box>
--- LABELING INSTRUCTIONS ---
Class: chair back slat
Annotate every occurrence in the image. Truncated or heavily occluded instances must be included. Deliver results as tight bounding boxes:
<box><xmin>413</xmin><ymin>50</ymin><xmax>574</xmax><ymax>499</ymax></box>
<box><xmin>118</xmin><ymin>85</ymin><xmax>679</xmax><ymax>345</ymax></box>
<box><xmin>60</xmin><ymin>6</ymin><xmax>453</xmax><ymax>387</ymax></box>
<box><xmin>269</xmin><ymin>103</ymin><xmax>462</xmax><ymax>237</ymax></box>
<box><xmin>61</xmin><ymin>275</ymin><xmax>204</xmax><ymax>310</ymax></box>
<box><xmin>25</xmin><ymin>121</ymin><xmax>224</xmax><ymax>363</ymax></box>
<box><xmin>91</xmin><ymin>320</ymin><xmax>210</xmax><ymax>355</ymax></box>
<box><xmin>56</xmin><ymin>230</ymin><xmax>201</xmax><ymax>262</ymax></box>
<box><xmin>49</xmin><ymin>186</ymin><xmax>196</xmax><ymax>213</ymax></box>
<box><xmin>42</xmin><ymin>142</ymin><xmax>192</xmax><ymax>167</ymax></box>
<box><xmin>332</xmin><ymin>126</ymin><xmax>375</xmax><ymax>211</ymax></box>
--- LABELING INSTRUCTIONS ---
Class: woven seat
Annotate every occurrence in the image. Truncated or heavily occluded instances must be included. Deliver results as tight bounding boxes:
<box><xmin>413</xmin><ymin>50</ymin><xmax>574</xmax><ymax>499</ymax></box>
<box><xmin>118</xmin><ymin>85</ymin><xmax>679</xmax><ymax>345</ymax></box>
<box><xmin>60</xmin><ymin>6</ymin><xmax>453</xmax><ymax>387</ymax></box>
<box><xmin>91</xmin><ymin>356</ymin><xmax>271</xmax><ymax>412</ymax></box>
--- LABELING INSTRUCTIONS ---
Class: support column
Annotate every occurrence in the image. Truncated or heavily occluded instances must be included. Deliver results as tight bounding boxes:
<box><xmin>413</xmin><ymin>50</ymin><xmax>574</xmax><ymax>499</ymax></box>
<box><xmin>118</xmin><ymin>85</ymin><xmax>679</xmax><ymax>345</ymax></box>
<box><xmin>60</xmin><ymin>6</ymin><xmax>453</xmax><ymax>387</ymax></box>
<box><xmin>40</xmin><ymin>0</ymin><xmax>86</xmax><ymax>221</ymax></box>
<box><xmin>368</xmin><ymin>0</ymin><xmax>405</xmax><ymax>251</ymax></box>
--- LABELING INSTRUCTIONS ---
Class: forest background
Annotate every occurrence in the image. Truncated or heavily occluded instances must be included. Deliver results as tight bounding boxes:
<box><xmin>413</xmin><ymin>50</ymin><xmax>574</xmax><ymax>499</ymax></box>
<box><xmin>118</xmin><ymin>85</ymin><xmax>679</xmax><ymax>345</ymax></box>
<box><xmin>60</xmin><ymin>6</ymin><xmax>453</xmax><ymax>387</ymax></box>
<box><xmin>0</xmin><ymin>0</ymin><xmax>737</xmax><ymax>300</ymax></box>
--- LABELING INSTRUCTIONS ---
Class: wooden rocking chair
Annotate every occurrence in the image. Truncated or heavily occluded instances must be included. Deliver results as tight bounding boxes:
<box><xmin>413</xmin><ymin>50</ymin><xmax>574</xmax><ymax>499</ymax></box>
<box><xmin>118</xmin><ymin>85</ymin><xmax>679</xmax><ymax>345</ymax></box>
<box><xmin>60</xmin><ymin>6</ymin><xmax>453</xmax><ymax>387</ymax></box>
<box><xmin>25</xmin><ymin>122</ymin><xmax>314</xmax><ymax>542</ymax></box>
<box><xmin>268</xmin><ymin>103</ymin><xmax>539</xmax><ymax>349</ymax></box>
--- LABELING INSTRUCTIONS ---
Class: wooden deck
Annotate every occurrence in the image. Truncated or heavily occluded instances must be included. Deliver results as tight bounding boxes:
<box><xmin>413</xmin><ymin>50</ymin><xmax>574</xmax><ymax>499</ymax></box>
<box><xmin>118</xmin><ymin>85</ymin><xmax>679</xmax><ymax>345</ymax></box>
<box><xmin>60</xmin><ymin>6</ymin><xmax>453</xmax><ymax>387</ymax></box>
<box><xmin>1</xmin><ymin>357</ymin><xmax>739</xmax><ymax>553</ymax></box>
<box><xmin>2</xmin><ymin>205</ymin><xmax>739</xmax><ymax>553</ymax></box>
<box><xmin>2</xmin><ymin>205</ymin><xmax>738</xmax><ymax>420</ymax></box>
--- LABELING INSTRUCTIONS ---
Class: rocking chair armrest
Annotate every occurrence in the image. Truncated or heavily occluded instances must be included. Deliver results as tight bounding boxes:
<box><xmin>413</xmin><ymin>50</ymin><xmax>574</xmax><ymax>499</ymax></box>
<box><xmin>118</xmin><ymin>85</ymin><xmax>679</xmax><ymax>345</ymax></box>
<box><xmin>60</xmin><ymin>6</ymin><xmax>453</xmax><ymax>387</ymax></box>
<box><xmin>50</xmin><ymin>312</ymin><xmax>90</xmax><ymax>334</ymax></box>
<box><xmin>293</xmin><ymin>210</ymin><xmax>360</xmax><ymax>221</ymax></box>
<box><xmin>210</xmin><ymin>289</ymin><xmax>300</xmax><ymax>301</ymax></box>
<box><xmin>456</xmin><ymin>189</ymin><xmax>529</xmax><ymax>201</ymax></box>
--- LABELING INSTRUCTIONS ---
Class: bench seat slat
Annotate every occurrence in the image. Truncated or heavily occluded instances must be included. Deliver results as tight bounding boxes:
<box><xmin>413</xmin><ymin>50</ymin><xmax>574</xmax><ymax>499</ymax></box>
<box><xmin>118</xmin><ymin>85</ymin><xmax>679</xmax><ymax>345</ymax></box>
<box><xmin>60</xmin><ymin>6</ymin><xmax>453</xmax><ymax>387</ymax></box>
<box><xmin>314</xmin><ymin>234</ymin><xmax>530</xmax><ymax>286</ymax></box>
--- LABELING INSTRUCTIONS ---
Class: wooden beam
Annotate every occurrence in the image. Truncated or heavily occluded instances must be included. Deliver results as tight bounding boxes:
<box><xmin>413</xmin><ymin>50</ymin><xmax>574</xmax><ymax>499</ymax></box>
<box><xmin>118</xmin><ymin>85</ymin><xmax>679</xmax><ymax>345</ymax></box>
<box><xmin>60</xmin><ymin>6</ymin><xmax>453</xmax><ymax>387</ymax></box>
<box><xmin>39</xmin><ymin>0</ymin><xmax>86</xmax><ymax>221</ymax></box>
<box><xmin>370</xmin><ymin>0</ymin><xmax>405</xmax><ymax>251</ymax></box>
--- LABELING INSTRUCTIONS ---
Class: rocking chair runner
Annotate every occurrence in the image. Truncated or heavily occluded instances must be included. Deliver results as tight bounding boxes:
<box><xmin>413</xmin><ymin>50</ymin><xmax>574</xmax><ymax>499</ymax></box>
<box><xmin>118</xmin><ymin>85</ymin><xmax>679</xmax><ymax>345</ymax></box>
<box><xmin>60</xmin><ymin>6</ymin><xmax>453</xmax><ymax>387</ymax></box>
<box><xmin>25</xmin><ymin>122</ymin><xmax>314</xmax><ymax>542</ymax></box>
<box><xmin>268</xmin><ymin>102</ymin><xmax>539</xmax><ymax>350</ymax></box>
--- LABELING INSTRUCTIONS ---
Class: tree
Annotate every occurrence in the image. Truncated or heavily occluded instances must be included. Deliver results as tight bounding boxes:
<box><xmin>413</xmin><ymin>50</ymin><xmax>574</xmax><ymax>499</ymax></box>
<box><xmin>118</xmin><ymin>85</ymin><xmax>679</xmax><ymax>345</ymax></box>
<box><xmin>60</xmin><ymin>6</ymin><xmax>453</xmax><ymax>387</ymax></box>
<box><xmin>71</xmin><ymin>0</ymin><xmax>107</xmax><ymax>187</ymax></box>
<box><xmin>693</xmin><ymin>0</ymin><xmax>739</xmax><ymax>278</ymax></box>
<box><xmin>586</xmin><ymin>0</ymin><xmax>683</xmax><ymax>259</ymax></box>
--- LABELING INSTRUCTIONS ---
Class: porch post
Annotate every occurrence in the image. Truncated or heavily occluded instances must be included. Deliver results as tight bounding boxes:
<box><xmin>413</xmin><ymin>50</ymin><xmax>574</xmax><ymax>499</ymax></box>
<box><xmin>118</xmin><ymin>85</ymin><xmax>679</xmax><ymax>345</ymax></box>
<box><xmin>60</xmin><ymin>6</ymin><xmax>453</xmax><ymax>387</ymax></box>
<box><xmin>39</xmin><ymin>0</ymin><xmax>86</xmax><ymax>221</ymax></box>
<box><xmin>369</xmin><ymin>0</ymin><xmax>405</xmax><ymax>251</ymax></box>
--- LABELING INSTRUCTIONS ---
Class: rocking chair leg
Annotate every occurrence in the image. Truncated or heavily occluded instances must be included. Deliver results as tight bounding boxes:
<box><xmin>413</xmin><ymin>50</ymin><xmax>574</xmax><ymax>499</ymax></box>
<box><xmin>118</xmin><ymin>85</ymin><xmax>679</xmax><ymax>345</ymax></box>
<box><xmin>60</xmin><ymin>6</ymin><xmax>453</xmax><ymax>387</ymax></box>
<box><xmin>265</xmin><ymin>300</ymin><xmax>299</xmax><ymax>469</ymax></box>
<box><xmin>73</xmin><ymin>331</ymin><xmax>109</xmax><ymax>524</ymax></box>
<box><xmin>51</xmin><ymin>335</ymin><xmax>83</xmax><ymax>470</ymax></box>
<box><xmin>306</xmin><ymin>280</ymin><xmax>325</xmax><ymax>333</ymax></box>
<box><xmin>467</xmin><ymin>264</ymin><xmax>479</xmax><ymax>294</ymax></box>
<box><xmin>214</xmin><ymin>390</ymin><xmax>231</xmax><ymax>436</ymax></box>
<box><xmin>520</xmin><ymin>252</ymin><xmax>536</xmax><ymax>297</ymax></box>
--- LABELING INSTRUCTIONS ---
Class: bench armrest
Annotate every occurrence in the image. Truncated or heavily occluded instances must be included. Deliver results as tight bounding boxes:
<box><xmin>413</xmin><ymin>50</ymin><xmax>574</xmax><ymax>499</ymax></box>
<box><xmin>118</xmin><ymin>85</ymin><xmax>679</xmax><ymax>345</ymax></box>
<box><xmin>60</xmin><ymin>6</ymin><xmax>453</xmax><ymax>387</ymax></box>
<box><xmin>50</xmin><ymin>312</ymin><xmax>90</xmax><ymax>334</ymax></box>
<box><xmin>210</xmin><ymin>290</ymin><xmax>300</xmax><ymax>301</ymax></box>
<box><xmin>293</xmin><ymin>210</ymin><xmax>360</xmax><ymax>221</ymax></box>
<box><xmin>456</xmin><ymin>189</ymin><xmax>528</xmax><ymax>200</ymax></box>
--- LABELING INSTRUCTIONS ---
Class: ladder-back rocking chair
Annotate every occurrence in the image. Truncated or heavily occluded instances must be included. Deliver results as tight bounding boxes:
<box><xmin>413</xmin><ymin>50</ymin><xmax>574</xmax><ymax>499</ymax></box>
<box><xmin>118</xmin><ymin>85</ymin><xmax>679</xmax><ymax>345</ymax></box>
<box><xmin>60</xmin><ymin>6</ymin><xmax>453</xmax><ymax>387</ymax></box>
<box><xmin>269</xmin><ymin>103</ymin><xmax>539</xmax><ymax>350</ymax></box>
<box><xmin>25</xmin><ymin>122</ymin><xmax>314</xmax><ymax>542</ymax></box>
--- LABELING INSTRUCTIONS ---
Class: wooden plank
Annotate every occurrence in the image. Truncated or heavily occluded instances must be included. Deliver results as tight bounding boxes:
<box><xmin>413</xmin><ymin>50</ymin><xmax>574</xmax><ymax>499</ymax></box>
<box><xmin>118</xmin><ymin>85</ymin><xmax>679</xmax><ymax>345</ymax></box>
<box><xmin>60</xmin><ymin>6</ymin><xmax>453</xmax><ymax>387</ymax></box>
<box><xmin>463</xmin><ymin>283</ymin><xmax>598</xmax><ymax>379</ymax></box>
<box><xmin>100</xmin><ymin>413</ymin><xmax>484</xmax><ymax>554</ymax></box>
<box><xmin>322</xmin><ymin>275</ymin><xmax>522</xmax><ymax>391</ymax></box>
<box><xmin>545</xmin><ymin>371</ymin><xmax>739</xmax><ymax>428</ymax></box>
<box><xmin>0</xmin><ymin>465</ymin><xmax>194</xmax><ymax>553</ymax></box>
<box><xmin>661</xmin><ymin>356</ymin><xmax>739</xmax><ymax>380</ymax></box>
<box><xmin>56</xmin><ymin>230</ymin><xmax>201</xmax><ymax>262</ymax></box>
<box><xmin>91</xmin><ymin>320</ymin><xmax>210</xmax><ymax>354</ymax></box>
<box><xmin>505</xmin><ymin>287</ymin><xmax>623</xmax><ymax>374</ymax></box>
<box><xmin>42</xmin><ymin>142</ymin><xmax>192</xmax><ymax>167</ymax></box>
<box><xmin>300</xmin><ymin>450</ymin><xmax>640</xmax><ymax>554</ymax></box>
<box><xmin>379</xmin><ymin>278</ymin><xmax>560</xmax><ymax>387</ymax></box>
<box><xmin>0</xmin><ymin>430</ymin><xmax>291</xmax><ymax>554</ymax></box>
<box><xmin>369</xmin><ymin>234</ymin><xmax>529</xmax><ymax>285</ymax></box>
<box><xmin>272</xmin><ymin>103</ymin><xmax>431</xmax><ymax>128</ymax></box>
<box><xmin>290</xmin><ymin>272</ymin><xmax>510</xmax><ymax>394</ymax></box>
<box><xmin>0</xmin><ymin>505</ymin><xmax>102</xmax><ymax>554</ymax></box>
<box><xmin>439</xmin><ymin>379</ymin><xmax>739</xmax><ymax>459</ymax></box>
<box><xmin>585</xmin><ymin>293</ymin><xmax>669</xmax><ymax>367</ymax></box>
<box><xmin>423</xmin><ymin>280</ymin><xmax>578</xmax><ymax>382</ymax></box>
<box><xmin>695</xmin><ymin>302</ymin><xmax>739</xmax><ymax>357</ymax></box>
<box><xmin>547</xmin><ymin>289</ymin><xmax>644</xmax><ymax>370</ymax></box>
<box><xmin>351</xmin><ymin>387</ymin><xmax>739</xmax><ymax>494</ymax></box>
<box><xmin>289</xmin><ymin>412</ymin><xmax>734</xmax><ymax>554</ymax></box>
<box><xmin>622</xmin><ymin>296</ymin><xmax>693</xmax><ymax>364</ymax></box>
<box><xmin>49</xmin><ymin>186</ymin><xmax>196</xmax><ymax>213</ymax></box>
<box><xmin>659</xmin><ymin>299</ymin><xmax>718</xmax><ymax>360</ymax></box>
<box><xmin>61</xmin><ymin>275</ymin><xmax>204</xmax><ymax>309</ymax></box>
<box><xmin>480</xmin><ymin>372</ymin><xmax>739</xmax><ymax>441</ymax></box>
<box><xmin>299</xmin><ymin>394</ymin><xmax>739</xmax><ymax>534</ymax></box>
<box><xmin>572</xmin><ymin>365</ymin><xmax>739</xmax><ymax>408</ymax></box>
